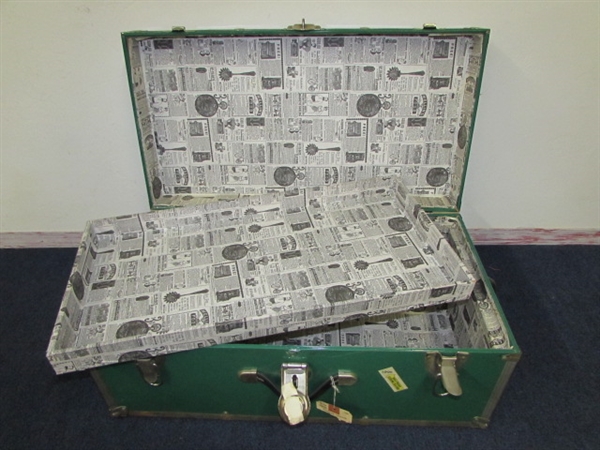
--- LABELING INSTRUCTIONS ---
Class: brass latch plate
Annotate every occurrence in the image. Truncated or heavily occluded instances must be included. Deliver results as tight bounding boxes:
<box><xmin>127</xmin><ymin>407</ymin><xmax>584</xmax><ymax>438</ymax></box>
<box><xmin>287</xmin><ymin>19</ymin><xmax>321</xmax><ymax>31</ymax></box>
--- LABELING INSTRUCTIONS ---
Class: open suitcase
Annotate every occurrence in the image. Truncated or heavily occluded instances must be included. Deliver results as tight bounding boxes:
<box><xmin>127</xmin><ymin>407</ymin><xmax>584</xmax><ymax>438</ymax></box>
<box><xmin>47</xmin><ymin>23</ymin><xmax>520</xmax><ymax>427</ymax></box>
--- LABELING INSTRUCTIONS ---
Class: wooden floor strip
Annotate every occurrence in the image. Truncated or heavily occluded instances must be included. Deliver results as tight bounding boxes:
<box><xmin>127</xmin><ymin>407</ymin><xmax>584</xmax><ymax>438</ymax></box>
<box><xmin>1</xmin><ymin>229</ymin><xmax>598</xmax><ymax>248</ymax></box>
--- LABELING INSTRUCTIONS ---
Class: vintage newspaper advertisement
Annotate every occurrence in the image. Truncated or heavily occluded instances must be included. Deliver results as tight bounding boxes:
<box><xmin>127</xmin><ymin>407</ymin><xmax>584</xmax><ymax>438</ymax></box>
<box><xmin>47</xmin><ymin>176</ymin><xmax>476</xmax><ymax>374</ymax></box>
<box><xmin>251</xmin><ymin>308</ymin><xmax>458</xmax><ymax>349</ymax></box>
<box><xmin>127</xmin><ymin>33</ymin><xmax>483</xmax><ymax>209</ymax></box>
<box><xmin>251</xmin><ymin>291</ymin><xmax>509</xmax><ymax>351</ymax></box>
<box><xmin>249</xmin><ymin>216</ymin><xmax>512</xmax><ymax>351</ymax></box>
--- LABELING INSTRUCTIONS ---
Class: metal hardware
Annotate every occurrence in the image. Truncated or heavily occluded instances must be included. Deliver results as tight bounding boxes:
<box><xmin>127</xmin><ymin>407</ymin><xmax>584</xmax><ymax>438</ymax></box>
<box><xmin>309</xmin><ymin>370</ymin><xmax>358</xmax><ymax>400</ymax></box>
<box><xmin>238</xmin><ymin>368</ymin><xmax>281</xmax><ymax>397</ymax></box>
<box><xmin>335</xmin><ymin>370</ymin><xmax>358</xmax><ymax>386</ymax></box>
<box><xmin>238</xmin><ymin>368</ymin><xmax>357</xmax><ymax>393</ymax></box>
<box><xmin>472</xmin><ymin>416</ymin><xmax>490</xmax><ymax>429</ymax></box>
<box><xmin>427</xmin><ymin>351</ymin><xmax>468</xmax><ymax>397</ymax></box>
<box><xmin>109</xmin><ymin>406</ymin><xmax>128</xmax><ymax>417</ymax></box>
<box><xmin>287</xmin><ymin>19</ymin><xmax>321</xmax><ymax>31</ymax></box>
<box><xmin>280</xmin><ymin>363</ymin><xmax>309</xmax><ymax>392</ymax></box>
<box><xmin>278</xmin><ymin>363</ymin><xmax>311</xmax><ymax>425</ymax></box>
<box><xmin>238</xmin><ymin>368</ymin><xmax>259</xmax><ymax>383</ymax></box>
<box><xmin>172</xmin><ymin>26</ymin><xmax>186</xmax><ymax>32</ymax></box>
<box><xmin>423</xmin><ymin>23</ymin><xmax>437</xmax><ymax>30</ymax></box>
<box><xmin>502</xmin><ymin>353</ymin><xmax>521</xmax><ymax>362</ymax></box>
<box><xmin>239</xmin><ymin>365</ymin><xmax>357</xmax><ymax>425</ymax></box>
<box><xmin>136</xmin><ymin>356</ymin><xmax>165</xmax><ymax>387</ymax></box>
<box><xmin>481</xmin><ymin>353</ymin><xmax>521</xmax><ymax>421</ymax></box>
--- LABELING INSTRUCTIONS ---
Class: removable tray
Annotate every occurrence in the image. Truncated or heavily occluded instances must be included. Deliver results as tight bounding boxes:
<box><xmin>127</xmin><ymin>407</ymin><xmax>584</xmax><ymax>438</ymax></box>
<box><xmin>251</xmin><ymin>214</ymin><xmax>513</xmax><ymax>352</ymax></box>
<box><xmin>46</xmin><ymin>176</ymin><xmax>475</xmax><ymax>374</ymax></box>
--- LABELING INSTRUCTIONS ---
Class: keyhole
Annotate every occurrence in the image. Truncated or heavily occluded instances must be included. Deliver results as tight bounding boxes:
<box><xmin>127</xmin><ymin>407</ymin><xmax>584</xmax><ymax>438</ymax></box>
<box><xmin>292</xmin><ymin>374</ymin><xmax>298</xmax><ymax>388</ymax></box>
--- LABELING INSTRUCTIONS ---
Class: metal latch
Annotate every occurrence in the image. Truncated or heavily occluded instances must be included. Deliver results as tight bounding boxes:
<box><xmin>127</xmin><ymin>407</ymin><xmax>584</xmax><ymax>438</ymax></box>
<box><xmin>427</xmin><ymin>351</ymin><xmax>468</xmax><ymax>397</ymax></box>
<box><xmin>136</xmin><ymin>356</ymin><xmax>165</xmax><ymax>387</ymax></box>
<box><xmin>287</xmin><ymin>19</ymin><xmax>321</xmax><ymax>31</ymax></box>
<box><xmin>239</xmin><ymin>364</ymin><xmax>357</xmax><ymax>425</ymax></box>
<box><xmin>278</xmin><ymin>363</ymin><xmax>311</xmax><ymax>425</ymax></box>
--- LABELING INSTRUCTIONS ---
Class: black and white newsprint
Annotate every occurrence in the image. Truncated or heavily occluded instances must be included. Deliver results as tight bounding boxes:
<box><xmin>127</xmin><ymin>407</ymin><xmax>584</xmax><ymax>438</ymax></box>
<box><xmin>47</xmin><ymin>176</ymin><xmax>476</xmax><ymax>374</ymax></box>
<box><xmin>126</xmin><ymin>33</ymin><xmax>483</xmax><ymax>209</ymax></box>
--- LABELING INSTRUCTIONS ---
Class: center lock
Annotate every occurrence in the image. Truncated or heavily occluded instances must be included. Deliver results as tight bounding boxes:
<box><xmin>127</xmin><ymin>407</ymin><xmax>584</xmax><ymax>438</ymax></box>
<box><xmin>239</xmin><ymin>363</ymin><xmax>357</xmax><ymax>425</ymax></box>
<box><xmin>278</xmin><ymin>363</ymin><xmax>311</xmax><ymax>425</ymax></box>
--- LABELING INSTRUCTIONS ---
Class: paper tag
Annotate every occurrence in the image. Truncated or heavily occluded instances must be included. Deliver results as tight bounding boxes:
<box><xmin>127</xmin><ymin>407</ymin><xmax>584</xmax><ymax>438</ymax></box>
<box><xmin>316</xmin><ymin>400</ymin><xmax>353</xmax><ymax>423</ymax></box>
<box><xmin>378</xmin><ymin>367</ymin><xmax>408</xmax><ymax>392</ymax></box>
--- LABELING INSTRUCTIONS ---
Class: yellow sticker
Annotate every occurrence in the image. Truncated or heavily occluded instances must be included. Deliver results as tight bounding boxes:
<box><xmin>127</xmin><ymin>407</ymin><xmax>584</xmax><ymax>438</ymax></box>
<box><xmin>316</xmin><ymin>400</ymin><xmax>353</xmax><ymax>423</ymax></box>
<box><xmin>378</xmin><ymin>366</ymin><xmax>408</xmax><ymax>392</ymax></box>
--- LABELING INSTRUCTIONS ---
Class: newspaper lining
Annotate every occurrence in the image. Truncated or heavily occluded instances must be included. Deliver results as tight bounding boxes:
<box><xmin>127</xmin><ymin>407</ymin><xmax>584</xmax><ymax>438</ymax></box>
<box><xmin>47</xmin><ymin>176</ymin><xmax>475</xmax><ymax>374</ymax></box>
<box><xmin>432</xmin><ymin>216</ymin><xmax>510</xmax><ymax>349</ymax></box>
<box><xmin>246</xmin><ymin>216</ymin><xmax>512</xmax><ymax>351</ymax></box>
<box><xmin>250</xmin><ymin>309</ymin><xmax>459</xmax><ymax>349</ymax></box>
<box><xmin>126</xmin><ymin>33</ymin><xmax>484</xmax><ymax>209</ymax></box>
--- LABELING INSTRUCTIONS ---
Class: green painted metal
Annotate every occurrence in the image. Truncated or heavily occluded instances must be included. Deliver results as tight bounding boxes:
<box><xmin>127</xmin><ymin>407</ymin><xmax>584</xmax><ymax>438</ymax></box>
<box><xmin>95</xmin><ymin>344</ymin><xmax>515</xmax><ymax>424</ymax></box>
<box><xmin>93</xmin><ymin>213</ymin><xmax>520</xmax><ymax>425</ymax></box>
<box><xmin>121</xmin><ymin>27</ymin><xmax>490</xmax><ymax>40</ymax></box>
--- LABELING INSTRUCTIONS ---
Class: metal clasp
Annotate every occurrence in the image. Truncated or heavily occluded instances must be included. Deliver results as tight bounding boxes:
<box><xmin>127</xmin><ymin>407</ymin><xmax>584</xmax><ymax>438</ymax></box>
<box><xmin>238</xmin><ymin>364</ymin><xmax>357</xmax><ymax>425</ymax></box>
<box><xmin>427</xmin><ymin>351</ymin><xmax>468</xmax><ymax>397</ymax></box>
<box><xmin>287</xmin><ymin>19</ymin><xmax>321</xmax><ymax>31</ymax></box>
<box><xmin>278</xmin><ymin>363</ymin><xmax>310</xmax><ymax>425</ymax></box>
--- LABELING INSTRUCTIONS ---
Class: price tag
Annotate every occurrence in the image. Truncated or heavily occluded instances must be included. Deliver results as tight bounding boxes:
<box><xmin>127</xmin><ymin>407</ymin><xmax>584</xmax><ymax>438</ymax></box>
<box><xmin>316</xmin><ymin>401</ymin><xmax>353</xmax><ymax>423</ymax></box>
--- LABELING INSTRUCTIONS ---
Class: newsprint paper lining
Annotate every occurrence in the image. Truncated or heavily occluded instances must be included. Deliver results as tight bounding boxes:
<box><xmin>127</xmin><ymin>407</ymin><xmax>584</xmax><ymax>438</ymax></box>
<box><xmin>126</xmin><ymin>32</ymin><xmax>484</xmax><ymax>210</ymax></box>
<box><xmin>47</xmin><ymin>176</ymin><xmax>475</xmax><ymax>374</ymax></box>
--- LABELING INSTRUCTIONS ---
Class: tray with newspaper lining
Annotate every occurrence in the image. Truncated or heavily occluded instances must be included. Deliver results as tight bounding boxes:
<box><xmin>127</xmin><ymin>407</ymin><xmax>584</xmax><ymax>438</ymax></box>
<box><xmin>47</xmin><ymin>176</ymin><xmax>475</xmax><ymax>374</ymax></box>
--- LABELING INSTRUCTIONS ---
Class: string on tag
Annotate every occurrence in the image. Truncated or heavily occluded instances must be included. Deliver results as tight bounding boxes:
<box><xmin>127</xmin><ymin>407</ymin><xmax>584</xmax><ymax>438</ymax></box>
<box><xmin>330</xmin><ymin>376</ymin><xmax>340</xmax><ymax>405</ymax></box>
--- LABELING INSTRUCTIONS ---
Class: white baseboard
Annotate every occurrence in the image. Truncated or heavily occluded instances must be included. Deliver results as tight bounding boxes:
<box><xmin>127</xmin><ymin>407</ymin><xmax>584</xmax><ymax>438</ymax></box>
<box><xmin>0</xmin><ymin>229</ymin><xmax>598</xmax><ymax>248</ymax></box>
<box><xmin>0</xmin><ymin>232</ymin><xmax>83</xmax><ymax>248</ymax></box>
<box><xmin>468</xmin><ymin>228</ymin><xmax>599</xmax><ymax>245</ymax></box>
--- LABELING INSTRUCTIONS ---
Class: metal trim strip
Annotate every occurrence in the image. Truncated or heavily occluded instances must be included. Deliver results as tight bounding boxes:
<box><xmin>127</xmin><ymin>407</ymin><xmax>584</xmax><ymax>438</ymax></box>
<box><xmin>480</xmin><ymin>356</ymin><xmax>521</xmax><ymax>421</ymax></box>
<box><xmin>122</xmin><ymin>409</ymin><xmax>483</xmax><ymax>428</ymax></box>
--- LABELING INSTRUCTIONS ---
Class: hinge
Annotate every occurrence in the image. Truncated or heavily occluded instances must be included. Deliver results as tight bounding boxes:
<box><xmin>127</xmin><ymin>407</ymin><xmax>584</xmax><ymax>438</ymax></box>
<box><xmin>423</xmin><ymin>23</ymin><xmax>438</xmax><ymax>30</ymax></box>
<box><xmin>172</xmin><ymin>26</ymin><xmax>186</xmax><ymax>32</ymax></box>
<box><xmin>287</xmin><ymin>19</ymin><xmax>321</xmax><ymax>31</ymax></box>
